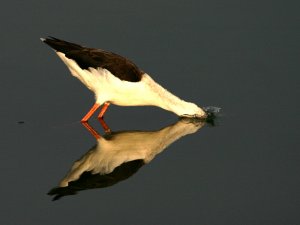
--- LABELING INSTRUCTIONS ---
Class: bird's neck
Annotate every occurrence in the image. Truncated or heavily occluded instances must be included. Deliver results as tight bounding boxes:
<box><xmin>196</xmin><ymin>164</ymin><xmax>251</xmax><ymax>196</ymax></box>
<box><xmin>143</xmin><ymin>74</ymin><xmax>206</xmax><ymax>117</ymax></box>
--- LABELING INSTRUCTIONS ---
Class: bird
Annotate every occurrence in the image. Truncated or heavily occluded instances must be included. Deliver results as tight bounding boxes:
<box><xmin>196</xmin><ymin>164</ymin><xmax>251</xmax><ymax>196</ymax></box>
<box><xmin>41</xmin><ymin>37</ymin><xmax>207</xmax><ymax>122</ymax></box>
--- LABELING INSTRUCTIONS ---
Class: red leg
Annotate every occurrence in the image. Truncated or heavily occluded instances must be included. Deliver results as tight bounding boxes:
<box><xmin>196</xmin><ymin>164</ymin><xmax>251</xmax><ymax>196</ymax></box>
<box><xmin>81</xmin><ymin>122</ymin><xmax>101</xmax><ymax>139</ymax></box>
<box><xmin>98</xmin><ymin>102</ymin><xmax>110</xmax><ymax>118</ymax></box>
<box><xmin>81</xmin><ymin>103</ymin><xmax>101</xmax><ymax>122</ymax></box>
<box><xmin>98</xmin><ymin>118</ymin><xmax>111</xmax><ymax>133</ymax></box>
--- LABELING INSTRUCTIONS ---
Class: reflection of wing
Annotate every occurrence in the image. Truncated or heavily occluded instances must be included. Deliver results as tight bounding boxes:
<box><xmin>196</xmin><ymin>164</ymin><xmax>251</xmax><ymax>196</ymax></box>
<box><xmin>48</xmin><ymin>160</ymin><xmax>144</xmax><ymax>201</ymax></box>
<box><xmin>48</xmin><ymin>118</ymin><xmax>206</xmax><ymax>200</ymax></box>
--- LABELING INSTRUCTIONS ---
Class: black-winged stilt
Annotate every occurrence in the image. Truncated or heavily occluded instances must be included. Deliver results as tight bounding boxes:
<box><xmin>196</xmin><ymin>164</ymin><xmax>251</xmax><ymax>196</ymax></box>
<box><xmin>41</xmin><ymin>37</ymin><xmax>206</xmax><ymax>122</ymax></box>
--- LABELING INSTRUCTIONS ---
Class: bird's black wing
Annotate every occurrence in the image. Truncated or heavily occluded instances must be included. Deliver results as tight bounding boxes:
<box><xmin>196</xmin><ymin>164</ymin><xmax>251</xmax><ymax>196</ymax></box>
<box><xmin>42</xmin><ymin>37</ymin><xmax>143</xmax><ymax>82</ymax></box>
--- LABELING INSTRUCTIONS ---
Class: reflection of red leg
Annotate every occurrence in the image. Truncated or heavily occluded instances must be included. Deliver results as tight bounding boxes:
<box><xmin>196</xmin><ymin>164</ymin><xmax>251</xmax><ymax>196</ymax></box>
<box><xmin>98</xmin><ymin>102</ymin><xmax>110</xmax><ymax>118</ymax></box>
<box><xmin>81</xmin><ymin>103</ymin><xmax>101</xmax><ymax>122</ymax></box>
<box><xmin>81</xmin><ymin>122</ymin><xmax>101</xmax><ymax>139</ymax></box>
<box><xmin>98</xmin><ymin>118</ymin><xmax>111</xmax><ymax>133</ymax></box>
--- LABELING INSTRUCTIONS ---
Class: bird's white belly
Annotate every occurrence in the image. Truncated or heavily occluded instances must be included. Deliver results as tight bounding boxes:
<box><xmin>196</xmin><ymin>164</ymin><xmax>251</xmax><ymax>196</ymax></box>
<box><xmin>83</xmin><ymin>68</ymin><xmax>157</xmax><ymax>107</ymax></box>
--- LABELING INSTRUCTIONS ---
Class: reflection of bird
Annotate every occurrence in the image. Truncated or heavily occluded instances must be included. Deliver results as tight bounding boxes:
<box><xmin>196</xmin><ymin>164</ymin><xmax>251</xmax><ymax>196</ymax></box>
<box><xmin>48</xmin><ymin>118</ymin><xmax>205</xmax><ymax>200</ymax></box>
<box><xmin>41</xmin><ymin>37</ymin><xmax>206</xmax><ymax>122</ymax></box>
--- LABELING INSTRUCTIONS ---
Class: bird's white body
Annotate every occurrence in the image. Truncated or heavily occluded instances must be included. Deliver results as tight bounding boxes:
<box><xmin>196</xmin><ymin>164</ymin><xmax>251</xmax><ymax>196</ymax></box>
<box><xmin>57</xmin><ymin>52</ymin><xmax>206</xmax><ymax>117</ymax></box>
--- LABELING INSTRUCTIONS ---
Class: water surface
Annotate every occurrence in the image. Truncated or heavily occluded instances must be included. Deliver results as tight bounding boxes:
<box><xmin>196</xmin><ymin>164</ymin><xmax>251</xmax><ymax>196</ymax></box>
<box><xmin>0</xmin><ymin>0</ymin><xmax>299</xmax><ymax>224</ymax></box>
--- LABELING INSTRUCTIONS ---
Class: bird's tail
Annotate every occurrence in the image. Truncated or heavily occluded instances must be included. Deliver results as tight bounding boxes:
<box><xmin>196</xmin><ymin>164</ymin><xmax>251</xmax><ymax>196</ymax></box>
<box><xmin>40</xmin><ymin>36</ymin><xmax>83</xmax><ymax>54</ymax></box>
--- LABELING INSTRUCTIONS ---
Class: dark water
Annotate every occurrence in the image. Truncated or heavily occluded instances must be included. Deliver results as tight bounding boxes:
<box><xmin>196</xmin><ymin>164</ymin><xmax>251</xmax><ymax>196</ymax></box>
<box><xmin>1</xmin><ymin>1</ymin><xmax>299</xmax><ymax>224</ymax></box>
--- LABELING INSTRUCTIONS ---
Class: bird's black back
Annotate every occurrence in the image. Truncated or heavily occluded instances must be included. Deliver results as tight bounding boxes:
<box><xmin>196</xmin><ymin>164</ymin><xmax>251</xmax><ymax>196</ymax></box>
<box><xmin>42</xmin><ymin>37</ymin><xmax>143</xmax><ymax>82</ymax></box>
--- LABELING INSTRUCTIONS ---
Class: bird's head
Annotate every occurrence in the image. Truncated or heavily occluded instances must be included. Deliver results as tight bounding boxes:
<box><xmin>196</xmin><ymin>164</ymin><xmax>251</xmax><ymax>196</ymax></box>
<box><xmin>180</xmin><ymin>103</ymin><xmax>207</xmax><ymax>119</ymax></box>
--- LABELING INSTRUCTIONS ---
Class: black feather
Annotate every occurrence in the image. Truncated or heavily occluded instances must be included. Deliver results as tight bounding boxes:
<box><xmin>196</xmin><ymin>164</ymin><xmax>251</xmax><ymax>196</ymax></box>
<box><xmin>42</xmin><ymin>37</ymin><xmax>143</xmax><ymax>82</ymax></box>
